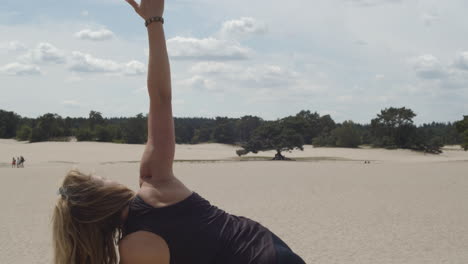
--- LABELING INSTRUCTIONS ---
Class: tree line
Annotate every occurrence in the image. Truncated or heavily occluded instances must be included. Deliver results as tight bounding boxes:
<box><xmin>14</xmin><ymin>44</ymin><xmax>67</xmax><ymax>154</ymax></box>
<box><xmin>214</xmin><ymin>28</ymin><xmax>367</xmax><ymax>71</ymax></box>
<box><xmin>0</xmin><ymin>108</ymin><xmax>466</xmax><ymax>158</ymax></box>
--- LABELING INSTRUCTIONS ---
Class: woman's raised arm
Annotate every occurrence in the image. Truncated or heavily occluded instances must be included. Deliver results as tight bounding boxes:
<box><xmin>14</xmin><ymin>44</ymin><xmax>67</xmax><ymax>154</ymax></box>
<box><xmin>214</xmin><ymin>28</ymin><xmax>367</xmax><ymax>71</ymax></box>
<box><xmin>125</xmin><ymin>0</ymin><xmax>175</xmax><ymax>184</ymax></box>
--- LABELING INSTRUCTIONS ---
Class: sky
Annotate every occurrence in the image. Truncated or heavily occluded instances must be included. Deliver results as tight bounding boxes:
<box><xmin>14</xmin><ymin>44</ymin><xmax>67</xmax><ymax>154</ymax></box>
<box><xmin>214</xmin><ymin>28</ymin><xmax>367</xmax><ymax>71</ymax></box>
<box><xmin>0</xmin><ymin>0</ymin><xmax>467</xmax><ymax>124</ymax></box>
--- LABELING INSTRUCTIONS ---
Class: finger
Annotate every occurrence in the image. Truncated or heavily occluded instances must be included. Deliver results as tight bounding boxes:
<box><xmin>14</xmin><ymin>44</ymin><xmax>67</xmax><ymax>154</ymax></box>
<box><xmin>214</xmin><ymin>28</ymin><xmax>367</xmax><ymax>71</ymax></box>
<box><xmin>125</xmin><ymin>0</ymin><xmax>139</xmax><ymax>10</ymax></box>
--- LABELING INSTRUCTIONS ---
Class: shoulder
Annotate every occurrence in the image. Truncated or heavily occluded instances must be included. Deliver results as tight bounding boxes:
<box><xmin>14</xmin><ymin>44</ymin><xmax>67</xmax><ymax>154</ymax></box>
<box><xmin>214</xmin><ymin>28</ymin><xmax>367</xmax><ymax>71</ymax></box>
<box><xmin>138</xmin><ymin>177</ymin><xmax>192</xmax><ymax>208</ymax></box>
<box><xmin>119</xmin><ymin>231</ymin><xmax>170</xmax><ymax>264</ymax></box>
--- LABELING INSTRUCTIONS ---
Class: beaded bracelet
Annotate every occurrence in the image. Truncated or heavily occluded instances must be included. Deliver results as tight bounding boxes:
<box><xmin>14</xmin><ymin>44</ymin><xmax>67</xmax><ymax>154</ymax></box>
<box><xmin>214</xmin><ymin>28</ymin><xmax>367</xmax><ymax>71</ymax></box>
<box><xmin>145</xmin><ymin>16</ymin><xmax>164</xmax><ymax>27</ymax></box>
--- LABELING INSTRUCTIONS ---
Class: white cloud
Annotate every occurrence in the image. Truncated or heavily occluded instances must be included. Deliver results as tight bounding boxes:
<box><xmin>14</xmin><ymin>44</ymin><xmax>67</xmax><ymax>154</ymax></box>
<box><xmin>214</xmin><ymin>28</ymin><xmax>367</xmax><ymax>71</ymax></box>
<box><xmin>69</xmin><ymin>51</ymin><xmax>120</xmax><ymax>73</ymax></box>
<box><xmin>421</xmin><ymin>13</ymin><xmax>439</xmax><ymax>27</ymax></box>
<box><xmin>190</xmin><ymin>61</ymin><xmax>237</xmax><ymax>74</ymax></box>
<box><xmin>132</xmin><ymin>86</ymin><xmax>147</xmax><ymax>94</ymax></box>
<box><xmin>122</xmin><ymin>60</ymin><xmax>146</xmax><ymax>76</ymax></box>
<box><xmin>409</xmin><ymin>53</ymin><xmax>468</xmax><ymax>90</ymax></box>
<box><xmin>167</xmin><ymin>37</ymin><xmax>250</xmax><ymax>60</ymax></box>
<box><xmin>411</xmin><ymin>54</ymin><xmax>447</xmax><ymax>79</ymax></box>
<box><xmin>0</xmin><ymin>41</ymin><xmax>27</xmax><ymax>52</ymax></box>
<box><xmin>454</xmin><ymin>51</ymin><xmax>468</xmax><ymax>71</ymax></box>
<box><xmin>2</xmin><ymin>1</ymin><xmax>467</xmax><ymax>123</ymax></box>
<box><xmin>176</xmin><ymin>75</ymin><xmax>217</xmax><ymax>91</ymax></box>
<box><xmin>337</xmin><ymin>95</ymin><xmax>354</xmax><ymax>102</ymax></box>
<box><xmin>0</xmin><ymin>62</ymin><xmax>41</xmax><ymax>76</ymax></box>
<box><xmin>354</xmin><ymin>40</ymin><xmax>368</xmax><ymax>46</ymax></box>
<box><xmin>81</xmin><ymin>10</ymin><xmax>89</xmax><ymax>17</ymax></box>
<box><xmin>75</xmin><ymin>29</ymin><xmax>114</xmax><ymax>41</ymax></box>
<box><xmin>21</xmin><ymin>42</ymin><xmax>66</xmax><ymax>64</ymax></box>
<box><xmin>375</xmin><ymin>74</ymin><xmax>385</xmax><ymax>80</ymax></box>
<box><xmin>240</xmin><ymin>64</ymin><xmax>299</xmax><ymax>86</ymax></box>
<box><xmin>442</xmin><ymin>72</ymin><xmax>468</xmax><ymax>89</ymax></box>
<box><xmin>220</xmin><ymin>17</ymin><xmax>267</xmax><ymax>39</ymax></box>
<box><xmin>166</xmin><ymin>17</ymin><xmax>264</xmax><ymax>61</ymax></box>
<box><xmin>173</xmin><ymin>99</ymin><xmax>185</xmax><ymax>106</ymax></box>
<box><xmin>61</xmin><ymin>100</ymin><xmax>81</xmax><ymax>108</ymax></box>
<box><xmin>69</xmin><ymin>51</ymin><xmax>145</xmax><ymax>75</ymax></box>
<box><xmin>188</xmin><ymin>62</ymin><xmax>299</xmax><ymax>90</ymax></box>
<box><xmin>344</xmin><ymin>0</ymin><xmax>402</xmax><ymax>7</ymax></box>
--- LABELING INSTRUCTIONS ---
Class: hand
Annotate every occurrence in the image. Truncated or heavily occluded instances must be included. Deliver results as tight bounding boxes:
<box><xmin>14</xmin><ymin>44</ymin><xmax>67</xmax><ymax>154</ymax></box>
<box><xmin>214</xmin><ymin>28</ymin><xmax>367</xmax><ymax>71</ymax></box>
<box><xmin>125</xmin><ymin>0</ymin><xmax>164</xmax><ymax>20</ymax></box>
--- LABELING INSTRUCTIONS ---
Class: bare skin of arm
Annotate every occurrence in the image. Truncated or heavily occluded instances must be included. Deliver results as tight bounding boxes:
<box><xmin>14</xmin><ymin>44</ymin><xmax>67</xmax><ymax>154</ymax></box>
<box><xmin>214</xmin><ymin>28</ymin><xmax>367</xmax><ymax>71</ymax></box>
<box><xmin>120</xmin><ymin>0</ymin><xmax>191</xmax><ymax>262</ymax></box>
<box><xmin>125</xmin><ymin>0</ymin><xmax>191</xmax><ymax>204</ymax></box>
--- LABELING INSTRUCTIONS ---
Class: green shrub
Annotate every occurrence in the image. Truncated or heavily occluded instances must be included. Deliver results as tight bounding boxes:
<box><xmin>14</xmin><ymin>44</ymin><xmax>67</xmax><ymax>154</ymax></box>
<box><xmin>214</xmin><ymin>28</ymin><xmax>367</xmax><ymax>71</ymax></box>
<box><xmin>95</xmin><ymin>125</ymin><xmax>113</xmax><ymax>142</ymax></box>
<box><xmin>462</xmin><ymin>130</ymin><xmax>468</xmax><ymax>151</ymax></box>
<box><xmin>332</xmin><ymin>121</ymin><xmax>361</xmax><ymax>148</ymax></box>
<box><xmin>76</xmin><ymin>128</ymin><xmax>94</xmax><ymax>141</ymax></box>
<box><xmin>312</xmin><ymin>134</ymin><xmax>336</xmax><ymax>147</ymax></box>
<box><xmin>426</xmin><ymin>136</ymin><xmax>443</xmax><ymax>154</ymax></box>
<box><xmin>30</xmin><ymin>127</ymin><xmax>47</xmax><ymax>142</ymax></box>
<box><xmin>16</xmin><ymin>125</ymin><xmax>32</xmax><ymax>141</ymax></box>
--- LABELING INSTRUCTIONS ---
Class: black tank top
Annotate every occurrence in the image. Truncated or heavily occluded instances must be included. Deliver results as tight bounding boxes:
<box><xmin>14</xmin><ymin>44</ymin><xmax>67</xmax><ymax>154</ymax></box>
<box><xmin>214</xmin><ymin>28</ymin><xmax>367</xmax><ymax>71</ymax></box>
<box><xmin>123</xmin><ymin>192</ymin><xmax>276</xmax><ymax>264</ymax></box>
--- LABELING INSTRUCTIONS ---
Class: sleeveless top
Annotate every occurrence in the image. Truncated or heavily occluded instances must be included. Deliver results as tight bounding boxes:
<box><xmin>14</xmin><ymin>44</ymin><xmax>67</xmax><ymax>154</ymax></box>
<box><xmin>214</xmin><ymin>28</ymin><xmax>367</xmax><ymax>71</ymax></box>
<box><xmin>123</xmin><ymin>192</ymin><xmax>277</xmax><ymax>264</ymax></box>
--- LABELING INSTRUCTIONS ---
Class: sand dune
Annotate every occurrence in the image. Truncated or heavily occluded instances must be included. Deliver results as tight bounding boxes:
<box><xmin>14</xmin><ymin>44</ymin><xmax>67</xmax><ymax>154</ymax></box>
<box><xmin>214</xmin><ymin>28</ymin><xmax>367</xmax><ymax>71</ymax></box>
<box><xmin>2</xmin><ymin>139</ymin><xmax>466</xmax><ymax>166</ymax></box>
<box><xmin>1</xmin><ymin>139</ymin><xmax>467</xmax><ymax>263</ymax></box>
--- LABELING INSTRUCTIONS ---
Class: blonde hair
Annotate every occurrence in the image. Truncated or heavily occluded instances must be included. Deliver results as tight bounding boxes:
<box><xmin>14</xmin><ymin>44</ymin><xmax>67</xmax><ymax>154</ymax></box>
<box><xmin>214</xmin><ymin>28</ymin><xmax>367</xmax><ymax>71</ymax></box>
<box><xmin>52</xmin><ymin>169</ymin><xmax>135</xmax><ymax>264</ymax></box>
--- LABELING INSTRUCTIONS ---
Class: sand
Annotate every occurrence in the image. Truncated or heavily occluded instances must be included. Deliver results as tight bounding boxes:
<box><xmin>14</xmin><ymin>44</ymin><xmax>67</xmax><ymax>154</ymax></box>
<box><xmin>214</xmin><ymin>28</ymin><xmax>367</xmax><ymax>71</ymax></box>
<box><xmin>1</xmin><ymin>139</ymin><xmax>468</xmax><ymax>263</ymax></box>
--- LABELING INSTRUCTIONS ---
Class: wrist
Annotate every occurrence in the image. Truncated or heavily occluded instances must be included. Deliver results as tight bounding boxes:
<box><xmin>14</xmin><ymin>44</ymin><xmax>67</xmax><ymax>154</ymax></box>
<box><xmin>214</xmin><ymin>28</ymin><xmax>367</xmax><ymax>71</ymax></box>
<box><xmin>145</xmin><ymin>16</ymin><xmax>164</xmax><ymax>27</ymax></box>
<box><xmin>146</xmin><ymin>21</ymin><xmax>164</xmax><ymax>32</ymax></box>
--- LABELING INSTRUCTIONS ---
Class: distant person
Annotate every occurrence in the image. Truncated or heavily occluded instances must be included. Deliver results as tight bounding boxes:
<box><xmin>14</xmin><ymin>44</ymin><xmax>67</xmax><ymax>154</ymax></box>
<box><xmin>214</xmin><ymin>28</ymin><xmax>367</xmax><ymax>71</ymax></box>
<box><xmin>12</xmin><ymin>157</ymin><xmax>16</xmax><ymax>168</ymax></box>
<box><xmin>16</xmin><ymin>157</ymin><xmax>20</xmax><ymax>168</ymax></box>
<box><xmin>52</xmin><ymin>1</ymin><xmax>306</xmax><ymax>264</ymax></box>
<box><xmin>19</xmin><ymin>156</ymin><xmax>25</xmax><ymax>168</ymax></box>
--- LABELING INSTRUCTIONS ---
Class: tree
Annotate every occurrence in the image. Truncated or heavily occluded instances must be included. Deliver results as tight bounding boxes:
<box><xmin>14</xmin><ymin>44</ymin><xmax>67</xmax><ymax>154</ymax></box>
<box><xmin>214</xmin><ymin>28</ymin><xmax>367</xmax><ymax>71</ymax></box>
<box><xmin>1</xmin><ymin>108</ymin><xmax>463</xmax><ymax>153</ymax></box>
<box><xmin>462</xmin><ymin>131</ymin><xmax>468</xmax><ymax>151</ymax></box>
<box><xmin>29</xmin><ymin>113</ymin><xmax>66</xmax><ymax>141</ymax></box>
<box><xmin>318</xmin><ymin>114</ymin><xmax>336</xmax><ymax>136</ymax></box>
<box><xmin>409</xmin><ymin>129</ymin><xmax>444</xmax><ymax>154</ymax></box>
<box><xmin>88</xmin><ymin>111</ymin><xmax>104</xmax><ymax>130</ymax></box>
<box><xmin>237</xmin><ymin>120</ymin><xmax>304</xmax><ymax>160</ymax></box>
<box><xmin>122</xmin><ymin>113</ymin><xmax>147</xmax><ymax>144</ymax></box>
<box><xmin>416</xmin><ymin>122</ymin><xmax>461</xmax><ymax>146</ymax></box>
<box><xmin>212</xmin><ymin>117</ymin><xmax>236</xmax><ymax>144</ymax></box>
<box><xmin>236</xmin><ymin>115</ymin><xmax>263</xmax><ymax>144</ymax></box>
<box><xmin>426</xmin><ymin>136</ymin><xmax>444</xmax><ymax>154</ymax></box>
<box><xmin>281</xmin><ymin>116</ymin><xmax>309</xmax><ymax>142</ymax></box>
<box><xmin>356</xmin><ymin>124</ymin><xmax>373</xmax><ymax>145</ymax></box>
<box><xmin>16</xmin><ymin>125</ymin><xmax>32</xmax><ymax>141</ymax></box>
<box><xmin>0</xmin><ymin>110</ymin><xmax>21</xmax><ymax>138</ymax></box>
<box><xmin>76</xmin><ymin>127</ymin><xmax>94</xmax><ymax>141</ymax></box>
<box><xmin>63</xmin><ymin>117</ymin><xmax>75</xmax><ymax>137</ymax></box>
<box><xmin>294</xmin><ymin>110</ymin><xmax>321</xmax><ymax>143</ymax></box>
<box><xmin>332</xmin><ymin>121</ymin><xmax>361</xmax><ymax>148</ymax></box>
<box><xmin>36</xmin><ymin>113</ymin><xmax>64</xmax><ymax>140</ymax></box>
<box><xmin>175</xmin><ymin>121</ymin><xmax>195</xmax><ymax>144</ymax></box>
<box><xmin>371</xmin><ymin>107</ymin><xmax>417</xmax><ymax>148</ymax></box>
<box><xmin>455</xmin><ymin>116</ymin><xmax>468</xmax><ymax>150</ymax></box>
<box><xmin>312</xmin><ymin>134</ymin><xmax>336</xmax><ymax>147</ymax></box>
<box><xmin>191</xmin><ymin>127</ymin><xmax>212</xmax><ymax>144</ymax></box>
<box><xmin>95</xmin><ymin>125</ymin><xmax>114</xmax><ymax>142</ymax></box>
<box><xmin>30</xmin><ymin>127</ymin><xmax>47</xmax><ymax>142</ymax></box>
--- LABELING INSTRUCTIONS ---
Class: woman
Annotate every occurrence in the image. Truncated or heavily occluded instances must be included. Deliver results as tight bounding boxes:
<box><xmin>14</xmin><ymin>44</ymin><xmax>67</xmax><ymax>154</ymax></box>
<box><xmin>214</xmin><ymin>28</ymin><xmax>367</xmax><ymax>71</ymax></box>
<box><xmin>52</xmin><ymin>0</ymin><xmax>306</xmax><ymax>263</ymax></box>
